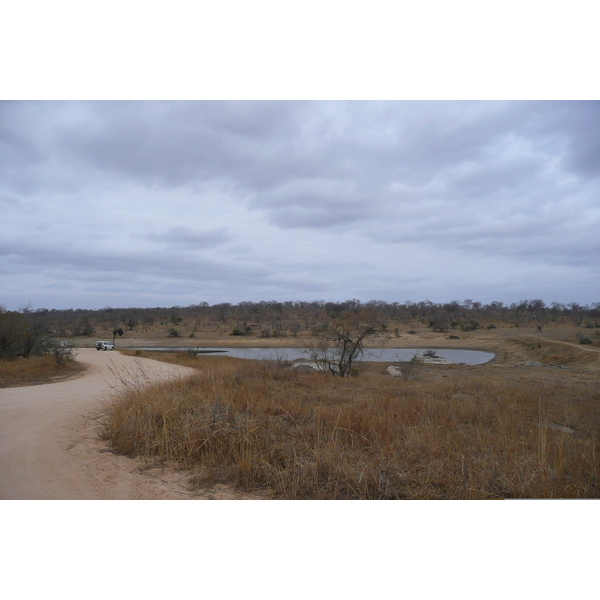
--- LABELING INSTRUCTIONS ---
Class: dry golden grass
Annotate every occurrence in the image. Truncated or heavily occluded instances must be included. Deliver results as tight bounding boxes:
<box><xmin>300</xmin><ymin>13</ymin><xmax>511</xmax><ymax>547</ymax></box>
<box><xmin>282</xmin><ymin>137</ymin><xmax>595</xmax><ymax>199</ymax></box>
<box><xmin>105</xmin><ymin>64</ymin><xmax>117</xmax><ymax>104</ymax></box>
<box><xmin>102</xmin><ymin>355</ymin><xmax>600</xmax><ymax>499</ymax></box>
<box><xmin>0</xmin><ymin>354</ymin><xmax>86</xmax><ymax>388</ymax></box>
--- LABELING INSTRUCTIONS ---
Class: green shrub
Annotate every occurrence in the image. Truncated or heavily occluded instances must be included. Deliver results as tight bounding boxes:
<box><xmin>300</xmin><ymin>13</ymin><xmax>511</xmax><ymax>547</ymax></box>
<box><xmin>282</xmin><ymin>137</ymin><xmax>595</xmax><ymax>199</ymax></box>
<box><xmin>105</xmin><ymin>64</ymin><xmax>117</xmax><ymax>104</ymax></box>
<box><xmin>230</xmin><ymin>327</ymin><xmax>251</xmax><ymax>336</ymax></box>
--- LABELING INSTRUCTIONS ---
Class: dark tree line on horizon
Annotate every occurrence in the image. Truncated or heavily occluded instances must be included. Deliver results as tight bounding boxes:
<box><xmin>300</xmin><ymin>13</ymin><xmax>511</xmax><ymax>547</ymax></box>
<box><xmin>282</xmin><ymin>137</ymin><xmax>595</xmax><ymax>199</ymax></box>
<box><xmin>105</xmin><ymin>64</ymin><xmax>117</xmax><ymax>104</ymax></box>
<box><xmin>2</xmin><ymin>299</ymin><xmax>600</xmax><ymax>347</ymax></box>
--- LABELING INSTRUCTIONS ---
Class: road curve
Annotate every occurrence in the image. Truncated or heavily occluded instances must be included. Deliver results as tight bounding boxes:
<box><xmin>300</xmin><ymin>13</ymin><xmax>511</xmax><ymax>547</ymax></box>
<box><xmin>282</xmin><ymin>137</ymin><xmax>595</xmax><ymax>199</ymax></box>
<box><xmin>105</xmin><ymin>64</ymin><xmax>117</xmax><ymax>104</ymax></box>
<box><xmin>0</xmin><ymin>349</ymin><xmax>196</xmax><ymax>500</ymax></box>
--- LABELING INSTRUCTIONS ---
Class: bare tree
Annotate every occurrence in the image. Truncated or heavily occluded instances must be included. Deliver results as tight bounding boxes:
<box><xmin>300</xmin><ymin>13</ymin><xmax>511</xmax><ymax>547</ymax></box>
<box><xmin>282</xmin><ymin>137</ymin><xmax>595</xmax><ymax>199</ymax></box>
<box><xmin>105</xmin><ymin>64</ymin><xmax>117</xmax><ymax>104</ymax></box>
<box><xmin>21</xmin><ymin>320</ymin><xmax>49</xmax><ymax>358</ymax></box>
<box><xmin>304</xmin><ymin>310</ymin><xmax>386</xmax><ymax>377</ymax></box>
<box><xmin>0</xmin><ymin>306</ymin><xmax>51</xmax><ymax>359</ymax></box>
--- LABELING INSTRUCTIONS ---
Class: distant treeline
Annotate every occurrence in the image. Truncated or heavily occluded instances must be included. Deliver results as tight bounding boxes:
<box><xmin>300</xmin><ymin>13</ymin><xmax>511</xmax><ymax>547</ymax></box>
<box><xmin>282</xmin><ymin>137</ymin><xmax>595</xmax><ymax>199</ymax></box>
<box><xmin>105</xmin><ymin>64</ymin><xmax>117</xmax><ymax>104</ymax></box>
<box><xmin>3</xmin><ymin>299</ymin><xmax>599</xmax><ymax>346</ymax></box>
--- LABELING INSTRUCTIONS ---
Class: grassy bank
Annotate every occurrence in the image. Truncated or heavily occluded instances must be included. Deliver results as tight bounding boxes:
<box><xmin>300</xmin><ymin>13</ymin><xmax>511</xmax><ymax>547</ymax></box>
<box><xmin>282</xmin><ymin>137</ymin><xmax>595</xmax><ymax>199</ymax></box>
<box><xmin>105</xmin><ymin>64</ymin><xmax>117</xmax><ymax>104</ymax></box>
<box><xmin>102</xmin><ymin>355</ymin><xmax>600</xmax><ymax>499</ymax></box>
<box><xmin>0</xmin><ymin>354</ymin><xmax>86</xmax><ymax>388</ymax></box>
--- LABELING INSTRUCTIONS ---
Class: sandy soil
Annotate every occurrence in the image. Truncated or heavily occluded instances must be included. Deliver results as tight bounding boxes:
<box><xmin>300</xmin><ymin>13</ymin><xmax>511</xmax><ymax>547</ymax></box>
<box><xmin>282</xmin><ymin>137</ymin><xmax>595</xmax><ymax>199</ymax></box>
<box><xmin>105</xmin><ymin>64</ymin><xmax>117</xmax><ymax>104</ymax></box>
<box><xmin>0</xmin><ymin>349</ymin><xmax>258</xmax><ymax>500</ymax></box>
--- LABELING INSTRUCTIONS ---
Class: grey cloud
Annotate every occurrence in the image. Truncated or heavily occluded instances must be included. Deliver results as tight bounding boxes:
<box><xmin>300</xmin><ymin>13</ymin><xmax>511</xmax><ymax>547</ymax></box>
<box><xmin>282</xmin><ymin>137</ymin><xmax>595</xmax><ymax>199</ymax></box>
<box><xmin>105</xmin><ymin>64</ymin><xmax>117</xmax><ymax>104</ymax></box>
<box><xmin>374</xmin><ymin>201</ymin><xmax>600</xmax><ymax>271</ymax></box>
<box><xmin>442</xmin><ymin>157</ymin><xmax>545</xmax><ymax>201</ymax></box>
<box><xmin>2</xmin><ymin>100</ymin><xmax>600</xmax><ymax>309</ymax></box>
<box><xmin>0</xmin><ymin>240</ymin><xmax>269</xmax><ymax>288</ymax></box>
<box><xmin>253</xmin><ymin>178</ymin><xmax>377</xmax><ymax>229</ymax></box>
<box><xmin>142</xmin><ymin>226</ymin><xmax>230</xmax><ymax>249</ymax></box>
<box><xmin>267</xmin><ymin>205</ymin><xmax>367</xmax><ymax>229</ymax></box>
<box><xmin>52</xmin><ymin>101</ymin><xmax>317</xmax><ymax>191</ymax></box>
<box><xmin>172</xmin><ymin>100</ymin><xmax>304</xmax><ymax>139</ymax></box>
<box><xmin>0</xmin><ymin>102</ymin><xmax>45</xmax><ymax>167</ymax></box>
<box><xmin>560</xmin><ymin>101</ymin><xmax>600</xmax><ymax>178</ymax></box>
<box><xmin>3</xmin><ymin>100</ymin><xmax>598</xmax><ymax>201</ymax></box>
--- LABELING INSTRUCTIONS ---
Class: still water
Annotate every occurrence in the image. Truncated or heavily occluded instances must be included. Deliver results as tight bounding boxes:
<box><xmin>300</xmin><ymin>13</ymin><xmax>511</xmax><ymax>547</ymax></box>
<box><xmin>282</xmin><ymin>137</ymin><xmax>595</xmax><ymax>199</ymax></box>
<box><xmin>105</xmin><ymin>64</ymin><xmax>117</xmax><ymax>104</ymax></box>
<box><xmin>127</xmin><ymin>347</ymin><xmax>494</xmax><ymax>365</ymax></box>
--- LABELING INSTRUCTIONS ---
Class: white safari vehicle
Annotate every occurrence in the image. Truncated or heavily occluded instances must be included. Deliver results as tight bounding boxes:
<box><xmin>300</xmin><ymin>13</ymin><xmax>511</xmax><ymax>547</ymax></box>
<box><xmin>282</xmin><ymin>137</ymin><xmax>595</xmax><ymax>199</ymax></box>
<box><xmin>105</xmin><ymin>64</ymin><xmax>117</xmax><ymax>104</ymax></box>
<box><xmin>95</xmin><ymin>341</ymin><xmax>115</xmax><ymax>351</ymax></box>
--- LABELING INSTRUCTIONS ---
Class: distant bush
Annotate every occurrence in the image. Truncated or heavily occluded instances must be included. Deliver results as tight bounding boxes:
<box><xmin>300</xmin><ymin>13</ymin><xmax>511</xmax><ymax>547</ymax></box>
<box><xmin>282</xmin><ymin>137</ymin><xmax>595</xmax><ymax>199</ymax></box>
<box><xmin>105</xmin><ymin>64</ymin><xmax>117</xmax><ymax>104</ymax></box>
<box><xmin>168</xmin><ymin>329</ymin><xmax>179</xmax><ymax>337</ymax></box>
<box><xmin>461</xmin><ymin>321</ymin><xmax>480</xmax><ymax>332</ymax></box>
<box><xmin>73</xmin><ymin>319</ymin><xmax>94</xmax><ymax>336</ymax></box>
<box><xmin>231</xmin><ymin>326</ymin><xmax>252</xmax><ymax>336</ymax></box>
<box><xmin>429</xmin><ymin>320</ymin><xmax>447</xmax><ymax>333</ymax></box>
<box><xmin>52</xmin><ymin>344</ymin><xmax>77</xmax><ymax>365</ymax></box>
<box><xmin>577</xmin><ymin>333</ymin><xmax>592</xmax><ymax>345</ymax></box>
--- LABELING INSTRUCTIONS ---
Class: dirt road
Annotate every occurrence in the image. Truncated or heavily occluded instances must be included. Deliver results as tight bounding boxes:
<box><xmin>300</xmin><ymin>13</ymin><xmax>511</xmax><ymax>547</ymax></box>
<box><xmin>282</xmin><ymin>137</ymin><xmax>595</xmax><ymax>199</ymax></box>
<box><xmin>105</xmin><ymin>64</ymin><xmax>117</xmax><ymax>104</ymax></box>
<box><xmin>0</xmin><ymin>349</ymin><xmax>197</xmax><ymax>500</ymax></box>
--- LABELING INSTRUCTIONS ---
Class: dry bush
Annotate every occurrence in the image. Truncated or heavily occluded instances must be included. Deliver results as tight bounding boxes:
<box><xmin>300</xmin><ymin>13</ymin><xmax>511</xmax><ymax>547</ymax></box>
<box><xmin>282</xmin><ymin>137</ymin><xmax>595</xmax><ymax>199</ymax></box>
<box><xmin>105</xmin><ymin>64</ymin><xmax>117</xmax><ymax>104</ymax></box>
<box><xmin>102</xmin><ymin>358</ymin><xmax>600</xmax><ymax>499</ymax></box>
<box><xmin>0</xmin><ymin>354</ymin><xmax>85</xmax><ymax>388</ymax></box>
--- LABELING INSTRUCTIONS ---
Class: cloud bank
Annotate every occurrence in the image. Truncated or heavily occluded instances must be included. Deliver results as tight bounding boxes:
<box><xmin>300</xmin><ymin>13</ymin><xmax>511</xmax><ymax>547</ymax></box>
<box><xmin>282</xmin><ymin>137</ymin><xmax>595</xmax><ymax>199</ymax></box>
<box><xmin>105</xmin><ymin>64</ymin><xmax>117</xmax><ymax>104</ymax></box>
<box><xmin>1</xmin><ymin>101</ymin><xmax>598</xmax><ymax>309</ymax></box>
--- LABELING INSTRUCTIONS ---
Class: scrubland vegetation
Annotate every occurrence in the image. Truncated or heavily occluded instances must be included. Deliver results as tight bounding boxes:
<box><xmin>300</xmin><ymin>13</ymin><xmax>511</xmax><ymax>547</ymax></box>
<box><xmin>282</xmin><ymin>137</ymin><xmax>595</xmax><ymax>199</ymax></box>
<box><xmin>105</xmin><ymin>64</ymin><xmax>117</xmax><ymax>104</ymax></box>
<box><xmin>102</xmin><ymin>353</ymin><xmax>600</xmax><ymax>499</ymax></box>
<box><xmin>0</xmin><ymin>353</ymin><xmax>84</xmax><ymax>388</ymax></box>
<box><xmin>0</xmin><ymin>304</ymin><xmax>81</xmax><ymax>387</ymax></box>
<box><xmin>10</xmin><ymin>298</ymin><xmax>600</xmax><ymax>347</ymax></box>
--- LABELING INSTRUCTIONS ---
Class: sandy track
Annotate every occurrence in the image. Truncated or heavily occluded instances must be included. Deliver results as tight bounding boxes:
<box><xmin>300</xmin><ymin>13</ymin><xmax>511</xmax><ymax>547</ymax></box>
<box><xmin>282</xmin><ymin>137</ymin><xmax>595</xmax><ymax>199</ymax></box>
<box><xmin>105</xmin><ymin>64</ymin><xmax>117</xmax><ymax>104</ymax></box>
<box><xmin>0</xmin><ymin>349</ymin><xmax>198</xmax><ymax>500</ymax></box>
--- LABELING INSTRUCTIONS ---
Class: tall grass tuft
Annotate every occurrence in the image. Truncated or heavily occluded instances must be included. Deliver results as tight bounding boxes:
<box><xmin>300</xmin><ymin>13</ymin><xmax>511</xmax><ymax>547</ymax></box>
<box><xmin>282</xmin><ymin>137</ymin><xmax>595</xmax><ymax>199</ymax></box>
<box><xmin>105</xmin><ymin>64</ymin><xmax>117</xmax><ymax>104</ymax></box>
<box><xmin>102</xmin><ymin>358</ymin><xmax>600</xmax><ymax>499</ymax></box>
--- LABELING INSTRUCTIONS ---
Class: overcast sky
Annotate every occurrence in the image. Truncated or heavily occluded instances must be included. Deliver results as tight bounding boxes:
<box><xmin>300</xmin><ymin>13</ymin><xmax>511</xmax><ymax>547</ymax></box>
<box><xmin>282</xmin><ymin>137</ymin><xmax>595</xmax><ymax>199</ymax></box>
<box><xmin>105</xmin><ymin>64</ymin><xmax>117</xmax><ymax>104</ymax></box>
<box><xmin>1</xmin><ymin>100</ymin><xmax>599</xmax><ymax>310</ymax></box>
